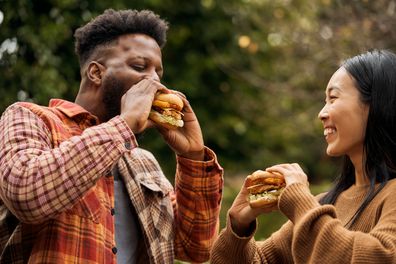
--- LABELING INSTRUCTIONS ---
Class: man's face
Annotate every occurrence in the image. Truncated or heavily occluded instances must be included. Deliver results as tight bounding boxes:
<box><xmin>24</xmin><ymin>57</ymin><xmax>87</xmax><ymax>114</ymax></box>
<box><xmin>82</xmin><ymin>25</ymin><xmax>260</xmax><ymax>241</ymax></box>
<box><xmin>100</xmin><ymin>33</ymin><xmax>163</xmax><ymax>121</ymax></box>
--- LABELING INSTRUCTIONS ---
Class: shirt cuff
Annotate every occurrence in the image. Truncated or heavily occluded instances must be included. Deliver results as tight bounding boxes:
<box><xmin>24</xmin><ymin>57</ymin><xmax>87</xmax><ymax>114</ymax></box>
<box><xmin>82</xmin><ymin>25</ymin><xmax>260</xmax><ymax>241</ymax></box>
<box><xmin>177</xmin><ymin>147</ymin><xmax>222</xmax><ymax>173</ymax></box>
<box><xmin>176</xmin><ymin>147</ymin><xmax>223</xmax><ymax>193</ymax></box>
<box><xmin>107</xmin><ymin>116</ymin><xmax>138</xmax><ymax>151</ymax></box>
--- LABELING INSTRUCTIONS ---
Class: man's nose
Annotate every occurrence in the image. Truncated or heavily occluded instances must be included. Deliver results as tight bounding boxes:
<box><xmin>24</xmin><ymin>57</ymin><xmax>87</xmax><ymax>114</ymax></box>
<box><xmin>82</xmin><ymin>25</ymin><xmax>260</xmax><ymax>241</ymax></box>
<box><xmin>145</xmin><ymin>70</ymin><xmax>160</xmax><ymax>82</ymax></box>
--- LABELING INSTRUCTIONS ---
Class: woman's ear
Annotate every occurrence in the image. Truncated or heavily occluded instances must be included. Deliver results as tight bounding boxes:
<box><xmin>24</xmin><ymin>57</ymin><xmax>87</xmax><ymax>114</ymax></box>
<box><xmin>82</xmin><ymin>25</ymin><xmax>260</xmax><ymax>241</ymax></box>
<box><xmin>86</xmin><ymin>61</ymin><xmax>105</xmax><ymax>85</ymax></box>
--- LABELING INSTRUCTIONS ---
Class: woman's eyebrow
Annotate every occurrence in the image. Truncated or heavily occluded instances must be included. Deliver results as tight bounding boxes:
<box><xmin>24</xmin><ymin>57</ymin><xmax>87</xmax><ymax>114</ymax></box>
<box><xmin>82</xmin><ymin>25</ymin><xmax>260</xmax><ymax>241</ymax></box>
<box><xmin>326</xmin><ymin>85</ymin><xmax>341</xmax><ymax>94</ymax></box>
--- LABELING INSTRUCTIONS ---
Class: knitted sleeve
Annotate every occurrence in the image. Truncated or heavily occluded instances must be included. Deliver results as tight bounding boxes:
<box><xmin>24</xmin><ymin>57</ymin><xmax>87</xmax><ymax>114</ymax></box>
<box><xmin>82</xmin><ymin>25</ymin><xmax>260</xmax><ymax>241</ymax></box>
<box><xmin>279</xmin><ymin>182</ymin><xmax>396</xmax><ymax>263</ymax></box>
<box><xmin>211</xmin><ymin>212</ymin><xmax>294</xmax><ymax>263</ymax></box>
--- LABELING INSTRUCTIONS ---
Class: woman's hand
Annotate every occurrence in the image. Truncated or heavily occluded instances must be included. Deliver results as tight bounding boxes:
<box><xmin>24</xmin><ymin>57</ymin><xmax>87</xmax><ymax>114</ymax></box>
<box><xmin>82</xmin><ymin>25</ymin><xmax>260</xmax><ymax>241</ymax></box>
<box><xmin>265</xmin><ymin>163</ymin><xmax>309</xmax><ymax>187</ymax></box>
<box><xmin>229</xmin><ymin>163</ymin><xmax>309</xmax><ymax>236</ymax></box>
<box><xmin>228</xmin><ymin>177</ymin><xmax>278</xmax><ymax>236</ymax></box>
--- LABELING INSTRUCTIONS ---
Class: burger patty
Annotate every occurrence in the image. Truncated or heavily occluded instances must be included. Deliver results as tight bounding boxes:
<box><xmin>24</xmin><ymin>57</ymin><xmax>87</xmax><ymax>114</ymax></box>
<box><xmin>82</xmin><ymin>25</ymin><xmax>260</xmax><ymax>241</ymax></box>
<box><xmin>247</xmin><ymin>184</ymin><xmax>281</xmax><ymax>194</ymax></box>
<box><xmin>152</xmin><ymin>106</ymin><xmax>183</xmax><ymax>119</ymax></box>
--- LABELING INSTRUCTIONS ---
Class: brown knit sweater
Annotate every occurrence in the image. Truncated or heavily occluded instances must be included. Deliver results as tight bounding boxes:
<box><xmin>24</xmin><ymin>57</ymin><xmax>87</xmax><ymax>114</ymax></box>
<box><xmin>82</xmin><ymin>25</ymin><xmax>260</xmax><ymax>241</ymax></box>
<box><xmin>211</xmin><ymin>179</ymin><xmax>396</xmax><ymax>263</ymax></box>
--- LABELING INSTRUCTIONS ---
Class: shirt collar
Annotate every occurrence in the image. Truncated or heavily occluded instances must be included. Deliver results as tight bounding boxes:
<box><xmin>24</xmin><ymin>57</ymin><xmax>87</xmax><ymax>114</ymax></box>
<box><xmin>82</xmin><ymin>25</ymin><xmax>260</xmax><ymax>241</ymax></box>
<box><xmin>49</xmin><ymin>99</ymin><xmax>99</xmax><ymax>125</ymax></box>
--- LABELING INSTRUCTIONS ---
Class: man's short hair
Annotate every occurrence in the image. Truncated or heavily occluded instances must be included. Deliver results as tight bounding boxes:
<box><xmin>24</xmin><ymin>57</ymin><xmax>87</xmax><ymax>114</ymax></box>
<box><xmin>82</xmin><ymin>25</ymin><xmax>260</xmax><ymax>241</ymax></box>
<box><xmin>74</xmin><ymin>9</ymin><xmax>169</xmax><ymax>67</ymax></box>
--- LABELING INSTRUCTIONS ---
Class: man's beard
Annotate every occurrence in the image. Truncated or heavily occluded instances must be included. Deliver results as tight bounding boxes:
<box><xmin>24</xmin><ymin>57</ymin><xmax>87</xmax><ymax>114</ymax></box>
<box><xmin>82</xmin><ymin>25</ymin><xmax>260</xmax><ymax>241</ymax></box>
<box><xmin>102</xmin><ymin>75</ymin><xmax>125</xmax><ymax>122</ymax></box>
<box><xmin>101</xmin><ymin>75</ymin><xmax>144</xmax><ymax>138</ymax></box>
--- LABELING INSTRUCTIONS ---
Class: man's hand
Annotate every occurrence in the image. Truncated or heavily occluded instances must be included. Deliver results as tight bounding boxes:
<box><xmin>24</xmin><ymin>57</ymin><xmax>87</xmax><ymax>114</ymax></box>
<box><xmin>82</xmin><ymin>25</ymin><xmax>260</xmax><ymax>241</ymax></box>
<box><xmin>120</xmin><ymin>79</ymin><xmax>166</xmax><ymax>134</ymax></box>
<box><xmin>156</xmin><ymin>91</ymin><xmax>205</xmax><ymax>161</ymax></box>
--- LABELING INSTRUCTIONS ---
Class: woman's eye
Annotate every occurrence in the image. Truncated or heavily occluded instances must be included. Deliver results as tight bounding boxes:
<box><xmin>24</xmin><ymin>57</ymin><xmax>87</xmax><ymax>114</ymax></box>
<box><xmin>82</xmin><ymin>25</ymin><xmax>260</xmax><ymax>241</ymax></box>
<box><xmin>328</xmin><ymin>95</ymin><xmax>337</xmax><ymax>102</ymax></box>
<box><xmin>324</xmin><ymin>96</ymin><xmax>337</xmax><ymax>104</ymax></box>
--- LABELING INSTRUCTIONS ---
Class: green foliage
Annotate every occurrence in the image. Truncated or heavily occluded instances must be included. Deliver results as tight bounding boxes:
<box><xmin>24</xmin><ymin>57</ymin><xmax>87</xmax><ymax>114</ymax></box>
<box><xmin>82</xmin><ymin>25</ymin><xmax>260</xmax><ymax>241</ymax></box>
<box><xmin>1</xmin><ymin>0</ymin><xmax>395</xmax><ymax>182</ymax></box>
<box><xmin>1</xmin><ymin>1</ymin><xmax>395</xmax><ymax>262</ymax></box>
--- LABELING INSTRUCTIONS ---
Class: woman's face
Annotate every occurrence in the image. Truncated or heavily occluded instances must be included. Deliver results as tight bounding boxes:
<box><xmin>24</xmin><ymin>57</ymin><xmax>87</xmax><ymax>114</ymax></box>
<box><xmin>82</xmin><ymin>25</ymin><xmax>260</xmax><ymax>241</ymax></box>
<box><xmin>318</xmin><ymin>67</ymin><xmax>369</xmax><ymax>160</ymax></box>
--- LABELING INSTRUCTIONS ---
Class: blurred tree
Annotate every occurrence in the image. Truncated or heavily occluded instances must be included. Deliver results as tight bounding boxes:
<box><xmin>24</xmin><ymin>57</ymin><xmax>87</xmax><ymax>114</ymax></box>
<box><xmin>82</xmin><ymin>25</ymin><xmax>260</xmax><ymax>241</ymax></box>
<box><xmin>0</xmin><ymin>0</ymin><xmax>395</xmax><ymax>183</ymax></box>
<box><xmin>197</xmin><ymin>0</ymin><xmax>396</xmax><ymax>182</ymax></box>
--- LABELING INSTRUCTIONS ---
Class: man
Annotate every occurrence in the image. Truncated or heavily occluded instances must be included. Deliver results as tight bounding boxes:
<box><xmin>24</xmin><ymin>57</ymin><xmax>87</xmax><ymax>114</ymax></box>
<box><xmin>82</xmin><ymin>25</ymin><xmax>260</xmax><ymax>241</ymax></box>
<box><xmin>0</xmin><ymin>9</ymin><xmax>223</xmax><ymax>263</ymax></box>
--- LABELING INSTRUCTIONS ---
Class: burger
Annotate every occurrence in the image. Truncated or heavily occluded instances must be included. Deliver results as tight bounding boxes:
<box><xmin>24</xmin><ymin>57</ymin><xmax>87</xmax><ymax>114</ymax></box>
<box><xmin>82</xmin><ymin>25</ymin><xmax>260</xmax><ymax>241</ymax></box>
<box><xmin>149</xmin><ymin>92</ymin><xmax>184</xmax><ymax>129</ymax></box>
<box><xmin>245</xmin><ymin>170</ymin><xmax>285</xmax><ymax>208</ymax></box>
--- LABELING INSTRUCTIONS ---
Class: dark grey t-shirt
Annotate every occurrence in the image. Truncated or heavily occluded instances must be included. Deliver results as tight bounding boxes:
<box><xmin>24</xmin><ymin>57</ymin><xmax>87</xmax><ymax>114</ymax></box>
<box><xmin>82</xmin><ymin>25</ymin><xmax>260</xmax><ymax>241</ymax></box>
<box><xmin>113</xmin><ymin>168</ymin><xmax>141</xmax><ymax>264</ymax></box>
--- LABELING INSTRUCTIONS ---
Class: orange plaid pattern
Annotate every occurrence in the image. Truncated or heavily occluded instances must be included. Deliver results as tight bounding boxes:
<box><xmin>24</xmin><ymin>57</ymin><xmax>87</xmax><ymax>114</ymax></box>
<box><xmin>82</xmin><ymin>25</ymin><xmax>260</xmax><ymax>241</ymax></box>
<box><xmin>0</xmin><ymin>99</ymin><xmax>223</xmax><ymax>263</ymax></box>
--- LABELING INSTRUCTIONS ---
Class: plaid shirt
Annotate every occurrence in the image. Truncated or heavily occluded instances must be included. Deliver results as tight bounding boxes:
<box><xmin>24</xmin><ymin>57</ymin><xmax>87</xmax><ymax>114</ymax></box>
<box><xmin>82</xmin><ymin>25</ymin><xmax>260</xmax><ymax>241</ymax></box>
<box><xmin>0</xmin><ymin>99</ymin><xmax>223</xmax><ymax>263</ymax></box>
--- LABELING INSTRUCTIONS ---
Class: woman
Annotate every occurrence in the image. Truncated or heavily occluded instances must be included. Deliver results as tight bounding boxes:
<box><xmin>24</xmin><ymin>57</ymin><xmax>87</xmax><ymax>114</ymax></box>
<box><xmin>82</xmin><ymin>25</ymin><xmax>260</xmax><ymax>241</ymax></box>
<box><xmin>211</xmin><ymin>49</ymin><xmax>396</xmax><ymax>263</ymax></box>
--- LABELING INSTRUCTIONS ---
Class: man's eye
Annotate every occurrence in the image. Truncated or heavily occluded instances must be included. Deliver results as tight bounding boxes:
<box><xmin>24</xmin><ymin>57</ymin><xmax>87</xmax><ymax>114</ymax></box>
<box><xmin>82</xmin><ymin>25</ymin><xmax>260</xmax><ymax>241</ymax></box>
<box><xmin>132</xmin><ymin>65</ymin><xmax>145</xmax><ymax>71</ymax></box>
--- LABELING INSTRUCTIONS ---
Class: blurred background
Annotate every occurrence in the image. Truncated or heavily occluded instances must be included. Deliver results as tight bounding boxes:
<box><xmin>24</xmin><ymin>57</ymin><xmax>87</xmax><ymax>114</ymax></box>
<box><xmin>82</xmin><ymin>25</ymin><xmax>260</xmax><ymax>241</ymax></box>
<box><xmin>1</xmin><ymin>0</ymin><xmax>395</xmax><ymax>251</ymax></box>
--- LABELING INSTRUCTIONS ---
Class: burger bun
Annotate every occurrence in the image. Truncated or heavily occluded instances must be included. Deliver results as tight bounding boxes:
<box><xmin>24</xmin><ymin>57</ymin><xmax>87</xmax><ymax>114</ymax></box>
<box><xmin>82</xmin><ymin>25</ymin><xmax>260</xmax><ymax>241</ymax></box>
<box><xmin>246</xmin><ymin>170</ymin><xmax>285</xmax><ymax>208</ymax></box>
<box><xmin>149</xmin><ymin>92</ymin><xmax>184</xmax><ymax>129</ymax></box>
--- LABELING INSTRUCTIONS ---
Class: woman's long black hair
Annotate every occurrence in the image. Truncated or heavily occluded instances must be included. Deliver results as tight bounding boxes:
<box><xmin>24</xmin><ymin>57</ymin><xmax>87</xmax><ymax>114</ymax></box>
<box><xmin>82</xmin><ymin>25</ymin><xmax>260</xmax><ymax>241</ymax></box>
<box><xmin>319</xmin><ymin>49</ymin><xmax>396</xmax><ymax>227</ymax></box>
